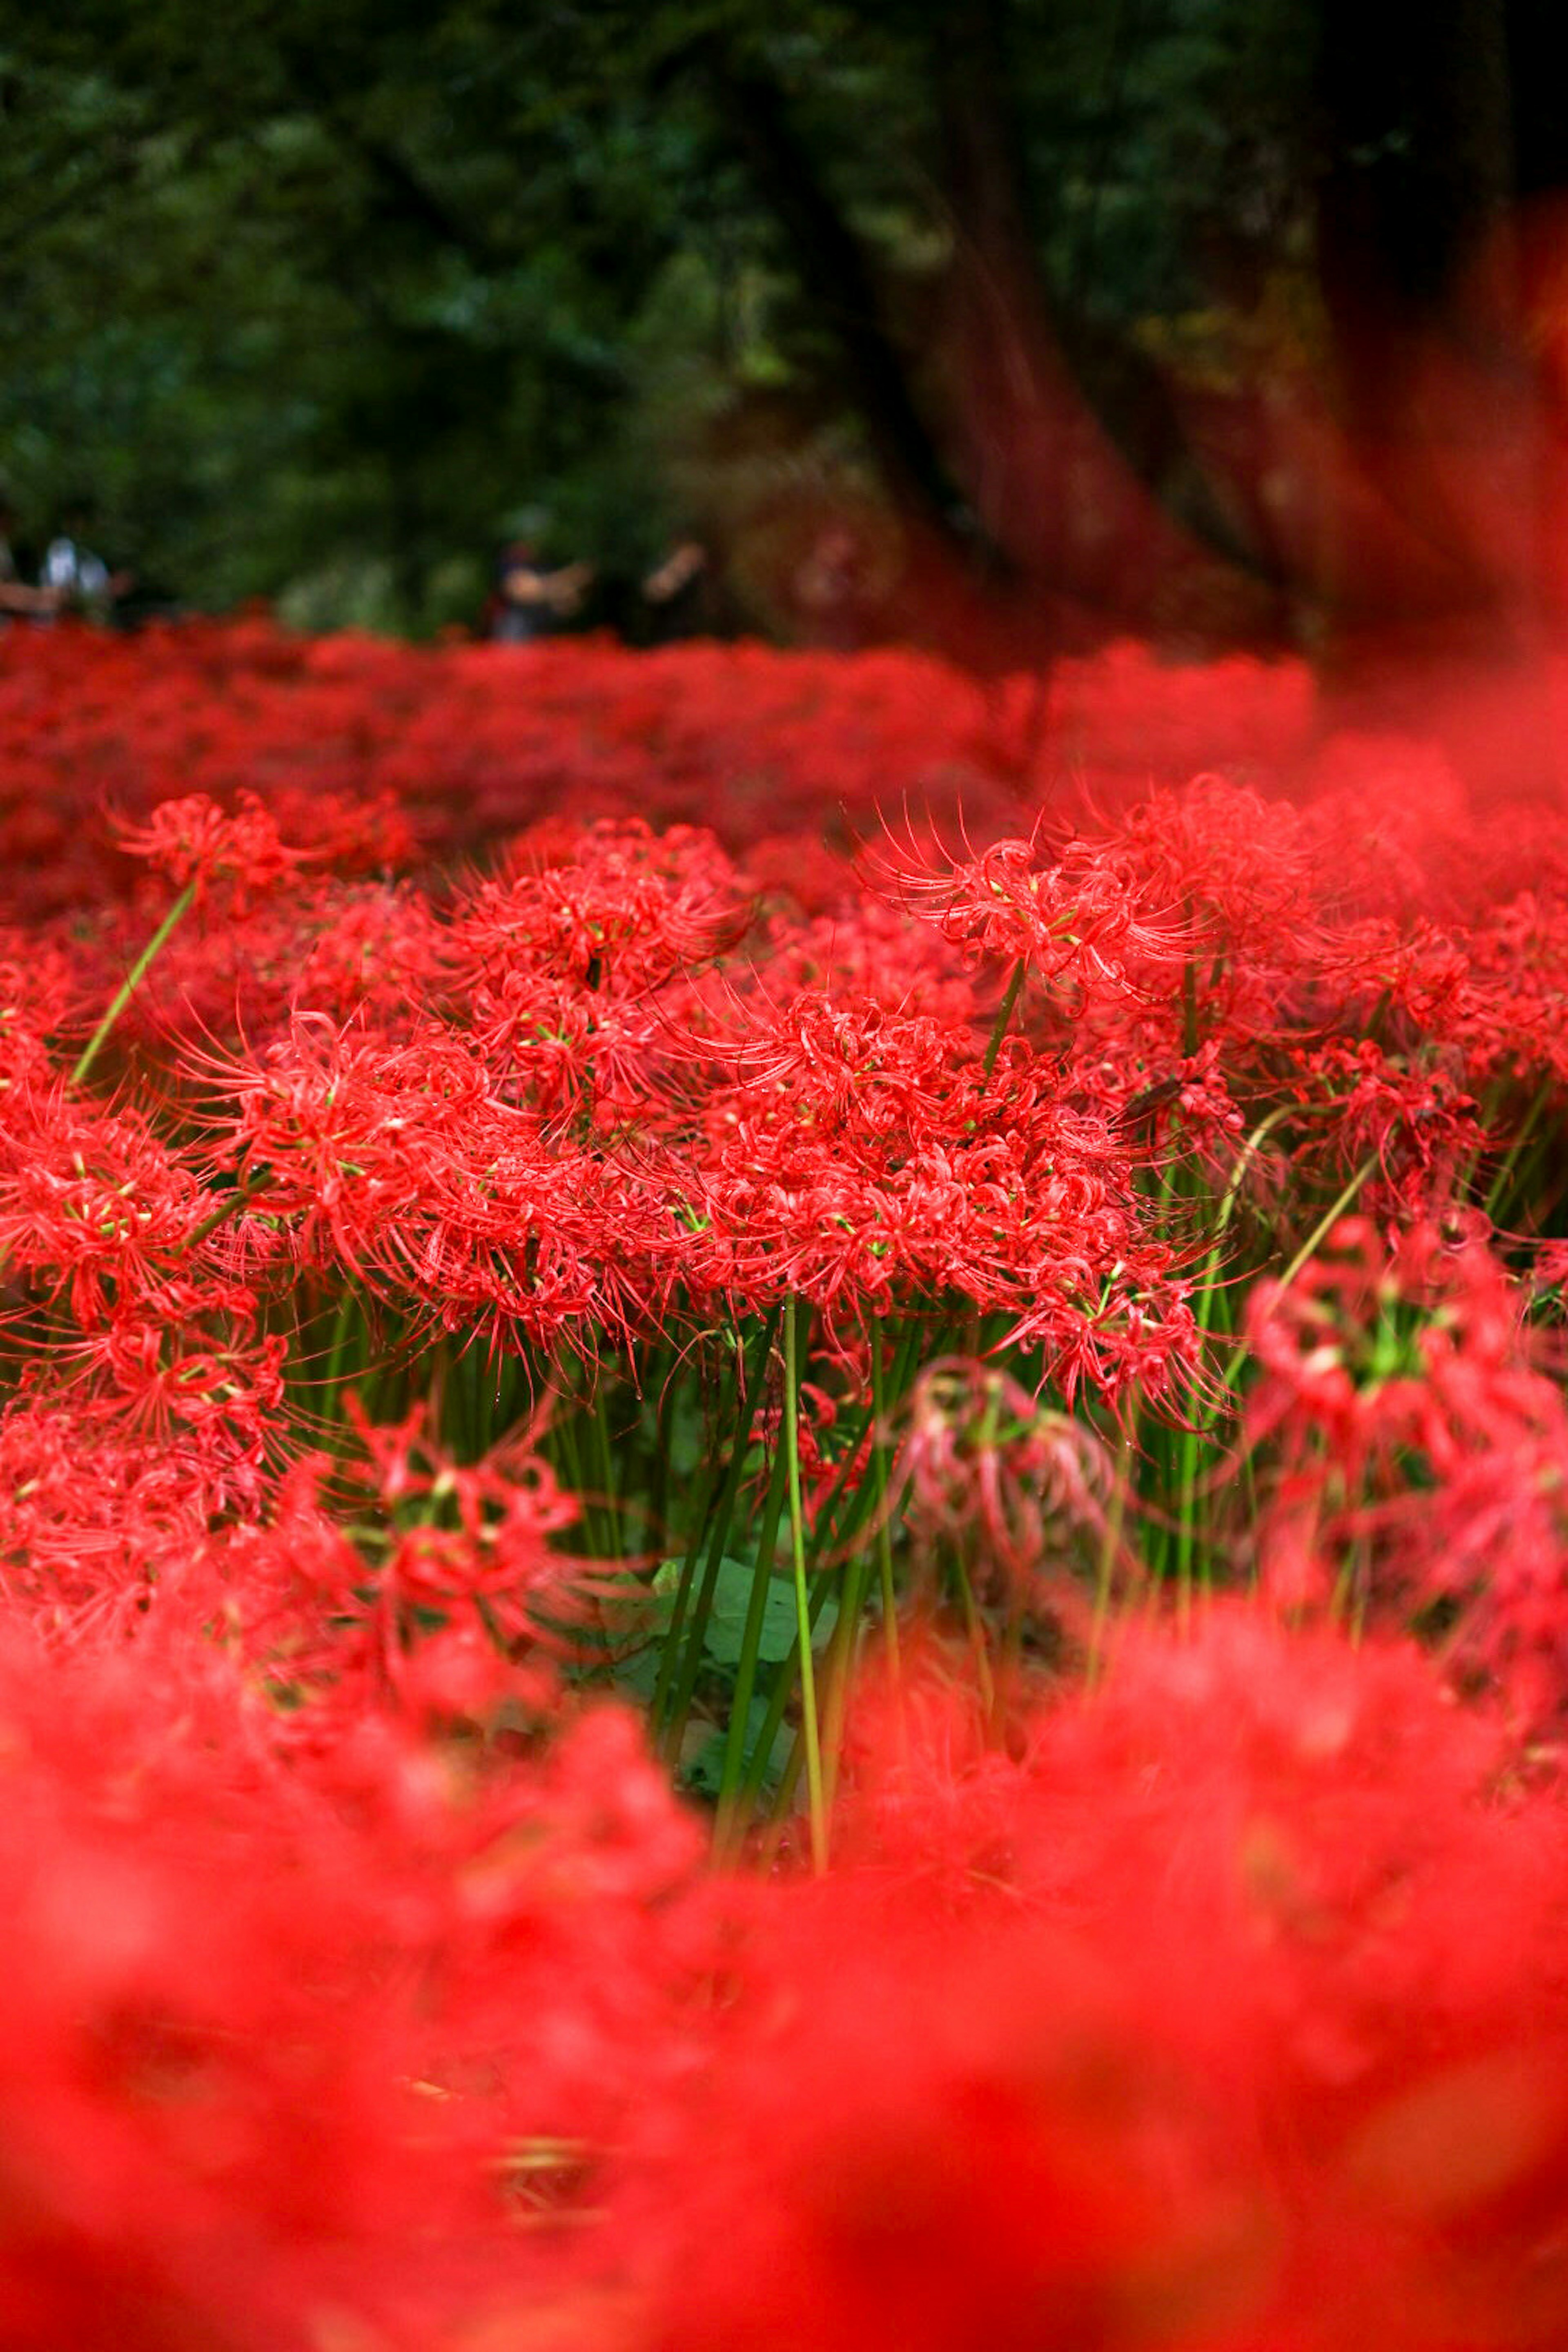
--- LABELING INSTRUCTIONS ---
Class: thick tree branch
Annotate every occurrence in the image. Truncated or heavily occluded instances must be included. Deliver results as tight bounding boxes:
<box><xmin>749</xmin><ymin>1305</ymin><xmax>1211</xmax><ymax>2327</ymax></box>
<box><xmin>695</xmin><ymin>38</ymin><xmax>1008</xmax><ymax>573</ymax></box>
<box><xmin>936</xmin><ymin>0</ymin><xmax>1283</xmax><ymax>589</ymax></box>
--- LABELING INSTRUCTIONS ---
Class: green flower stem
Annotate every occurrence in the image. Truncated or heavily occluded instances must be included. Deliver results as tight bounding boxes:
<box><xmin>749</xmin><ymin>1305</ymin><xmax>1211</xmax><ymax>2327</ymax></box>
<box><xmin>736</xmin><ymin>1310</ymin><xmax>933</xmax><ymax>1820</ymax></box>
<box><xmin>951</xmin><ymin>1550</ymin><xmax>994</xmax><ymax>1713</ymax></box>
<box><xmin>1483</xmin><ymin>1074</ymin><xmax>1555</xmax><ymax>1222</ymax></box>
<box><xmin>590</xmin><ymin>1389</ymin><xmax>620</xmax><ymax>1553</ymax></box>
<box><xmin>657</xmin><ymin>1306</ymin><xmax>781</xmax><ymax>1764</ymax></box>
<box><xmin>870</xmin><ymin>1338</ymin><xmax>902</xmax><ymax>1686</ymax></box>
<box><xmin>819</xmin><ymin>1540</ymin><xmax>875</xmax><ymax>1813</ymax></box>
<box><xmin>1138</xmin><ymin>1145</ymin><xmax>1381</xmax><ymax>1606</ymax></box>
<box><xmin>982</xmin><ymin>957</ymin><xmax>1027</xmax><ymax>1083</ymax></box>
<box><xmin>552</xmin><ymin>1411</ymin><xmax>594</xmax><ymax>1546</ymax></box>
<box><xmin>759</xmin><ymin>1724</ymin><xmax>808</xmax><ymax>1868</ymax></box>
<box><xmin>712</xmin><ymin>1430</ymin><xmax>792</xmax><ymax>1855</ymax></box>
<box><xmin>71</xmin><ymin>880</ymin><xmax>196</xmax><ymax>1087</ymax></box>
<box><xmin>784</xmin><ymin>1298</ymin><xmax>827</xmax><ymax>1872</ymax></box>
<box><xmin>1211</xmin><ymin>1148</ymin><xmax>1381</xmax><ymax>1417</ymax></box>
<box><xmin>1172</xmin><ymin>1415</ymin><xmax>1202</xmax><ymax>1630</ymax></box>
<box><xmin>183</xmin><ymin>1164</ymin><xmax>273</xmax><ymax>1253</ymax></box>
<box><xmin>323</xmin><ymin>1287</ymin><xmax>367</xmax><ymax>1412</ymax></box>
<box><xmin>648</xmin><ymin>1324</ymin><xmax>760</xmax><ymax>1735</ymax></box>
<box><xmin>791</xmin><ymin>1309</ymin><xmax>932</xmax><ymax>1579</ymax></box>
<box><xmin>992</xmin><ymin>1595</ymin><xmax>1026</xmax><ymax>1738</ymax></box>
<box><xmin>1086</xmin><ymin>1425</ymin><xmax>1132</xmax><ymax>1686</ymax></box>
<box><xmin>738</xmin><ymin>1566</ymin><xmax>837</xmax><ymax>1817</ymax></box>
<box><xmin>646</xmin><ymin>1453</ymin><xmax>722</xmax><ymax>1733</ymax></box>
<box><xmin>462</xmin><ymin>1340</ymin><xmax>498</xmax><ymax>1458</ymax></box>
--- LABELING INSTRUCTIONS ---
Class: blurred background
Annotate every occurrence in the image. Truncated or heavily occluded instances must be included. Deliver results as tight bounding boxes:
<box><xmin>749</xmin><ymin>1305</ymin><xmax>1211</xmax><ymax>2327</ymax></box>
<box><xmin>5</xmin><ymin>0</ymin><xmax>1568</xmax><ymax>665</ymax></box>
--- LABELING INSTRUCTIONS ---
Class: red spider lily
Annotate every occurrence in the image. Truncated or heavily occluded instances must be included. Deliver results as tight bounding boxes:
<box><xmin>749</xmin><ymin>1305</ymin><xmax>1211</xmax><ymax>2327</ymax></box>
<box><xmin>712</xmin><ymin>989</ymin><xmax>956</xmax><ymax>1132</ymax></box>
<box><xmin>1449</xmin><ymin>888</ymin><xmax>1568</xmax><ymax>1090</ymax></box>
<box><xmin>1290</xmin><ymin>1039</ymin><xmax>1479</xmax><ymax>1218</ymax></box>
<box><xmin>452</xmin><ymin>817</ymin><xmax>750</xmax><ymax>996</ymax></box>
<box><xmin>627</xmin><ymin>1609</ymin><xmax>1568</xmax><ymax>2352</ymax></box>
<box><xmin>0</xmin><ymin>1621</ymin><xmax>712</xmax><ymax>2347</ymax></box>
<box><xmin>865</xmin><ymin>811</ymin><xmax>1186</xmax><ymax>998</ymax></box>
<box><xmin>6</xmin><ymin>617</ymin><xmax>1568</xmax><ymax>2345</ymax></box>
<box><xmin>756</xmin><ymin>897</ymin><xmax>989</xmax><ymax>1033</ymax></box>
<box><xmin>684</xmin><ymin>989</ymin><xmax>1194</xmax><ymax>1394</ymax></box>
<box><xmin>341</xmin><ymin>1392</ymin><xmax>582</xmax><ymax>1608</ymax></box>
<box><xmin>256</xmin><ymin>782</ymin><xmax>422</xmax><ymax>873</ymax></box>
<box><xmin>894</xmin><ymin>1356</ymin><xmax>1113</xmax><ymax>1597</ymax></box>
<box><xmin>0</xmin><ymin>1082</ymin><xmax>212</xmax><ymax>1328</ymax></box>
<box><xmin>112</xmin><ymin>877</ymin><xmax>452</xmax><ymax>1057</ymax></box>
<box><xmin>0</xmin><ymin>936</ymin><xmax>78</xmax><ymax>1095</ymax></box>
<box><xmin>187</xmin><ymin>1011</ymin><xmax>495</xmax><ymax>1268</ymax></box>
<box><xmin>210</xmin><ymin>1394</ymin><xmax>608</xmax><ymax>1741</ymax></box>
<box><xmin>113</xmin><ymin>791</ymin><xmax>310</xmax><ymax>909</ymax></box>
<box><xmin>0</xmin><ymin>1398</ymin><xmax>223</xmax><ymax>1626</ymax></box>
<box><xmin>445</xmin><ymin>821</ymin><xmax>750</xmax><ymax>1123</ymax></box>
<box><xmin>1246</xmin><ymin>1216</ymin><xmax>1568</xmax><ymax>1728</ymax></box>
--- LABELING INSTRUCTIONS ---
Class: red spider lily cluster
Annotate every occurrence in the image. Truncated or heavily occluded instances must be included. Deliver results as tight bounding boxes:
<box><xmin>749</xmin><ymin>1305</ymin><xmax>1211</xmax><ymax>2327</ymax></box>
<box><xmin>2</xmin><ymin>616</ymin><xmax>1568</xmax><ymax>2344</ymax></box>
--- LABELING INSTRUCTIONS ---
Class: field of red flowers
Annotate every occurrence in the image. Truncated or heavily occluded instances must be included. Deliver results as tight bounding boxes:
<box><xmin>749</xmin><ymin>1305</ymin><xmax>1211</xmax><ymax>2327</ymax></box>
<box><xmin>3</xmin><ymin>615</ymin><xmax>1568</xmax><ymax>2348</ymax></box>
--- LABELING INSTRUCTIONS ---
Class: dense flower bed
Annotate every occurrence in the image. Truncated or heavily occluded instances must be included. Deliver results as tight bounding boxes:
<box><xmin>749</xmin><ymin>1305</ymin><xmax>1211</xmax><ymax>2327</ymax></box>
<box><xmin>1</xmin><ymin>617</ymin><xmax>1567</xmax><ymax>2346</ymax></box>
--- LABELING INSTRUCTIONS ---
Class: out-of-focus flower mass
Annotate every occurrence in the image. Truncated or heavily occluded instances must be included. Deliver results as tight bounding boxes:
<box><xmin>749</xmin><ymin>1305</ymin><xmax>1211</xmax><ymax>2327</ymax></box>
<box><xmin>2</xmin><ymin>617</ymin><xmax>1568</xmax><ymax>2348</ymax></box>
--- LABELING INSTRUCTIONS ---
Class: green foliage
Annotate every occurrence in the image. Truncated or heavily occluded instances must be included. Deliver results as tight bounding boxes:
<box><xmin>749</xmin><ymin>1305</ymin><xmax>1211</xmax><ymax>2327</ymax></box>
<box><xmin>703</xmin><ymin>1553</ymin><xmax>802</xmax><ymax>1668</ymax></box>
<box><xmin>0</xmin><ymin>0</ymin><xmax>1323</xmax><ymax>629</ymax></box>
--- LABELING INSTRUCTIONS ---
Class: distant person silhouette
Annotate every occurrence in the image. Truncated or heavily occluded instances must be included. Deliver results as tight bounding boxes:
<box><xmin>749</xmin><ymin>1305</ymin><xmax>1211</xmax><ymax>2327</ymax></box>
<box><xmin>38</xmin><ymin>504</ymin><xmax>133</xmax><ymax>623</ymax></box>
<box><xmin>640</xmin><ymin>539</ymin><xmax>710</xmax><ymax>643</ymax></box>
<box><xmin>486</xmin><ymin>539</ymin><xmax>595</xmax><ymax>642</ymax></box>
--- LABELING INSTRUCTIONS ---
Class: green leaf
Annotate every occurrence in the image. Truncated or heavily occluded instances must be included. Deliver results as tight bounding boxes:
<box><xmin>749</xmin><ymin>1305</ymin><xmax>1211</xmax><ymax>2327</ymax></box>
<box><xmin>703</xmin><ymin>1553</ymin><xmax>797</xmax><ymax>1666</ymax></box>
<box><xmin>611</xmin><ymin>1643</ymin><xmax>664</xmax><ymax>1704</ymax></box>
<box><xmin>700</xmin><ymin>1553</ymin><xmax>841</xmax><ymax>1668</ymax></box>
<box><xmin>682</xmin><ymin>1700</ymin><xmax>792</xmax><ymax>1799</ymax></box>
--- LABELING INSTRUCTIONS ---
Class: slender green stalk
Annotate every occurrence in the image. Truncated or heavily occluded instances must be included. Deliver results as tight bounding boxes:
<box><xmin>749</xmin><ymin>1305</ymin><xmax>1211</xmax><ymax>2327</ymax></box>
<box><xmin>657</xmin><ymin>1307</ymin><xmax>782</xmax><ymax>1762</ymax></box>
<box><xmin>736</xmin><ymin>1311</ymin><xmax>935</xmax><ymax>1820</ymax></box>
<box><xmin>71</xmin><ymin>880</ymin><xmax>196</xmax><ymax>1087</ymax></box>
<box><xmin>183</xmin><ymin>1164</ymin><xmax>273</xmax><ymax>1252</ymax></box>
<box><xmin>1086</xmin><ymin>1426</ymin><xmax>1131</xmax><ymax>1686</ymax></box>
<box><xmin>646</xmin><ymin>1454</ymin><xmax>721</xmax><ymax>1733</ymax></box>
<box><xmin>587</xmin><ymin>1376</ymin><xmax>621</xmax><ymax>1559</ymax></box>
<box><xmin>992</xmin><ymin>1595</ymin><xmax>1025</xmax><ymax>1740</ymax></box>
<box><xmin>648</xmin><ymin>1327</ymin><xmax>759</xmax><ymax>1734</ymax></box>
<box><xmin>646</xmin><ymin>1356</ymin><xmax>679</xmax><ymax>1578</ymax></box>
<box><xmin>712</xmin><ymin>1432</ymin><xmax>791</xmax><ymax>1854</ymax></box>
<box><xmin>658</xmin><ymin>1528</ymin><xmax>730</xmax><ymax>1766</ymax></box>
<box><xmin>803</xmin><ymin>1316</ymin><xmax>926</xmax><ymax>1588</ymax></box>
<box><xmin>737</xmin><ymin>1566</ymin><xmax>837</xmax><ymax>1815</ymax></box>
<box><xmin>758</xmin><ymin>1728</ymin><xmax>808</xmax><ymax>1870</ymax></box>
<box><xmin>818</xmin><ymin>1543</ymin><xmax>875</xmax><ymax>1814</ymax></box>
<box><xmin>552</xmin><ymin>1410</ymin><xmax>595</xmax><ymax>1548</ymax></box>
<box><xmin>735</xmin><ymin>1420</ymin><xmax>900</xmax><ymax>1825</ymax></box>
<box><xmin>1483</xmin><ymin>1074</ymin><xmax>1555</xmax><ymax>1222</ymax></box>
<box><xmin>951</xmin><ymin>1550</ymin><xmax>994</xmax><ymax>1713</ymax></box>
<box><xmin>982</xmin><ymin>957</ymin><xmax>1028</xmax><ymax>1082</ymax></box>
<box><xmin>323</xmin><ymin>1286</ymin><xmax>367</xmax><ymax>1411</ymax></box>
<box><xmin>1212</xmin><ymin>1148</ymin><xmax>1380</xmax><ymax>1410</ymax></box>
<box><xmin>1182</xmin><ymin>947</ymin><xmax>1200</xmax><ymax>1057</ymax></box>
<box><xmin>784</xmin><ymin>1298</ymin><xmax>827</xmax><ymax>1871</ymax></box>
<box><xmin>1172</xmin><ymin>1417</ymin><xmax>1201</xmax><ymax>1629</ymax></box>
<box><xmin>1215</xmin><ymin>1105</ymin><xmax>1292</xmax><ymax>1238</ymax></box>
<box><xmin>1136</xmin><ymin>1125</ymin><xmax>1372</xmax><ymax>1608</ymax></box>
<box><xmin>461</xmin><ymin>1340</ymin><xmax>493</xmax><ymax>1458</ymax></box>
<box><xmin>869</xmin><ymin>1339</ymin><xmax>902</xmax><ymax>1685</ymax></box>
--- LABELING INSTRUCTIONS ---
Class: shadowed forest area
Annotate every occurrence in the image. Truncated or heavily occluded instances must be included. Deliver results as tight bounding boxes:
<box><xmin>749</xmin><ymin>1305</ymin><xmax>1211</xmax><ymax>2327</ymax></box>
<box><xmin>7</xmin><ymin>0</ymin><xmax>1568</xmax><ymax>669</ymax></box>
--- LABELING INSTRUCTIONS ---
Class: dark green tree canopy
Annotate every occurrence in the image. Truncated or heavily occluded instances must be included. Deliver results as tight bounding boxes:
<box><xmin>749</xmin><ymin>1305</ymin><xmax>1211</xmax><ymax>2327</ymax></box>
<box><xmin>4</xmin><ymin>0</ymin><xmax>1564</xmax><ymax>644</ymax></box>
